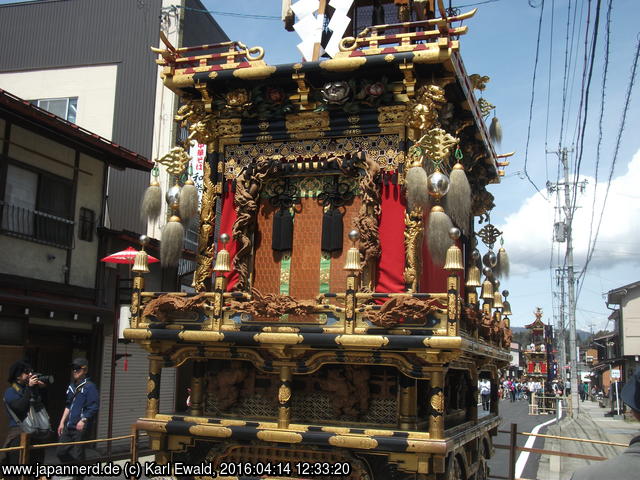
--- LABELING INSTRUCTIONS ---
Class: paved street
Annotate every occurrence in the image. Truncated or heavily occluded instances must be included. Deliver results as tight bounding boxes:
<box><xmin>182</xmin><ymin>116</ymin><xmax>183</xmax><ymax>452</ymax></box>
<box><xmin>487</xmin><ymin>396</ymin><xmax>640</xmax><ymax>480</ymax></box>
<box><xmin>488</xmin><ymin>396</ymin><xmax>559</xmax><ymax>480</ymax></box>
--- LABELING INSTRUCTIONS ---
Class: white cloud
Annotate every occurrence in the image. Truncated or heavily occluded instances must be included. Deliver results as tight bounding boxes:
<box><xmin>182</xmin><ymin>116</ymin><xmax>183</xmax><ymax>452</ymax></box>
<box><xmin>498</xmin><ymin>149</ymin><xmax>640</xmax><ymax>274</ymax></box>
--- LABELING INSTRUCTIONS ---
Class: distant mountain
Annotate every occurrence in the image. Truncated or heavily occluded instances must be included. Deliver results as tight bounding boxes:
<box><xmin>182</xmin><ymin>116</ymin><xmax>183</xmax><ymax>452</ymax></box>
<box><xmin>511</xmin><ymin>326</ymin><xmax>591</xmax><ymax>342</ymax></box>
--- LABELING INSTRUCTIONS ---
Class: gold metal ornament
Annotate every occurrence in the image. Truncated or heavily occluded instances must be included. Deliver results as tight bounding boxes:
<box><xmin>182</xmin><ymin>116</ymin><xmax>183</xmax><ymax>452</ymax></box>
<box><xmin>466</xmin><ymin>265</ymin><xmax>482</xmax><ymax>288</ymax></box>
<box><xmin>213</xmin><ymin>233</ymin><xmax>231</xmax><ymax>273</ymax></box>
<box><xmin>156</xmin><ymin>146</ymin><xmax>191</xmax><ymax>177</ymax></box>
<box><xmin>481</xmin><ymin>279</ymin><xmax>494</xmax><ymax>300</ymax></box>
<box><xmin>492</xmin><ymin>291</ymin><xmax>504</xmax><ymax>309</ymax></box>
<box><xmin>344</xmin><ymin>230</ymin><xmax>362</xmax><ymax>272</ymax></box>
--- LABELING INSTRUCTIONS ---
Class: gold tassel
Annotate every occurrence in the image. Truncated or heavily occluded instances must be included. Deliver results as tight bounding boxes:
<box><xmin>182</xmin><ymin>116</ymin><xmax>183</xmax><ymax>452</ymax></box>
<box><xmin>496</xmin><ymin>247</ymin><xmax>510</xmax><ymax>278</ymax></box>
<box><xmin>179</xmin><ymin>178</ymin><xmax>199</xmax><ymax>220</ymax></box>
<box><xmin>426</xmin><ymin>205</ymin><xmax>453</xmax><ymax>267</ymax></box>
<box><xmin>141</xmin><ymin>179</ymin><xmax>161</xmax><ymax>222</ymax></box>
<box><xmin>161</xmin><ymin>215</ymin><xmax>184</xmax><ymax>266</ymax></box>
<box><xmin>405</xmin><ymin>166</ymin><xmax>430</xmax><ymax>210</ymax></box>
<box><xmin>444</xmin><ymin>163</ymin><xmax>471</xmax><ymax>233</ymax></box>
<box><xmin>489</xmin><ymin>116</ymin><xmax>502</xmax><ymax>144</ymax></box>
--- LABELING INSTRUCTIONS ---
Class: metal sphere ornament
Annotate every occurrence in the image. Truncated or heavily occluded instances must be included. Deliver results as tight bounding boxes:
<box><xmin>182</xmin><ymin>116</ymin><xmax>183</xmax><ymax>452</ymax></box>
<box><xmin>427</xmin><ymin>171</ymin><xmax>450</xmax><ymax>200</ymax></box>
<box><xmin>482</xmin><ymin>266</ymin><xmax>494</xmax><ymax>279</ymax></box>
<box><xmin>482</xmin><ymin>250</ymin><xmax>497</xmax><ymax>268</ymax></box>
<box><xmin>449</xmin><ymin>227</ymin><xmax>461</xmax><ymax>241</ymax></box>
<box><xmin>220</xmin><ymin>233</ymin><xmax>230</xmax><ymax>244</ymax></box>
<box><xmin>348</xmin><ymin>229</ymin><xmax>360</xmax><ymax>242</ymax></box>
<box><xmin>471</xmin><ymin>249</ymin><xmax>481</xmax><ymax>262</ymax></box>
<box><xmin>493</xmin><ymin>279</ymin><xmax>500</xmax><ymax>289</ymax></box>
<box><xmin>502</xmin><ymin>290</ymin><xmax>510</xmax><ymax>298</ymax></box>
<box><xmin>139</xmin><ymin>235</ymin><xmax>150</xmax><ymax>246</ymax></box>
<box><xmin>165</xmin><ymin>184</ymin><xmax>182</xmax><ymax>207</ymax></box>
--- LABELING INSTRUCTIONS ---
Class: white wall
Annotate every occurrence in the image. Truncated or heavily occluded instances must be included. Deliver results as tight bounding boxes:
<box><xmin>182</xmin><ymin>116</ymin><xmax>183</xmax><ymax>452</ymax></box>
<box><xmin>622</xmin><ymin>288</ymin><xmax>640</xmax><ymax>356</ymax></box>
<box><xmin>147</xmin><ymin>1</ymin><xmax>183</xmax><ymax>240</ymax></box>
<box><xmin>0</xmin><ymin>64</ymin><xmax>118</xmax><ymax>139</ymax></box>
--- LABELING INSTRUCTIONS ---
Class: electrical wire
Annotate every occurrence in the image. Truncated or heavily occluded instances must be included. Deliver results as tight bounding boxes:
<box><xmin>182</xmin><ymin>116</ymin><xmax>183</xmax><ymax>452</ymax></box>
<box><xmin>582</xmin><ymin>0</ymin><xmax>612</xmax><ymax>290</ymax></box>
<box><xmin>544</xmin><ymin>0</ymin><xmax>555</xmax><ymax>182</ymax></box>
<box><xmin>522</xmin><ymin>0</ymin><xmax>549</xmax><ymax>199</ymax></box>
<box><xmin>180</xmin><ymin>5</ymin><xmax>280</xmax><ymax>21</ymax></box>
<box><xmin>570</xmin><ymin>0</ymin><xmax>602</xmax><ymax>216</ymax></box>
<box><xmin>576</xmin><ymin>34</ymin><xmax>640</xmax><ymax>301</ymax></box>
<box><xmin>558</xmin><ymin>0</ymin><xmax>572</xmax><ymax>148</ymax></box>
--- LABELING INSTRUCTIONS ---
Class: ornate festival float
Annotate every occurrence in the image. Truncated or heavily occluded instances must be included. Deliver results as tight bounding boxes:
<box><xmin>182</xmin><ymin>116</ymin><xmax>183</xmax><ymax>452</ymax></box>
<box><xmin>124</xmin><ymin>1</ymin><xmax>516</xmax><ymax>478</ymax></box>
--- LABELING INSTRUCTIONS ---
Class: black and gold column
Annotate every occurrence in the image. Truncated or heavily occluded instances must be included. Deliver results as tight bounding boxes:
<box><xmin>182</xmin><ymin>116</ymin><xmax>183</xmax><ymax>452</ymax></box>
<box><xmin>146</xmin><ymin>356</ymin><xmax>162</xmax><ymax>418</ymax></box>
<box><xmin>190</xmin><ymin>360</ymin><xmax>206</xmax><ymax>416</ymax></box>
<box><xmin>399</xmin><ymin>374</ymin><xmax>418</xmax><ymax>430</ymax></box>
<box><xmin>209</xmin><ymin>233</ymin><xmax>230</xmax><ymax>330</ymax></box>
<box><xmin>444</xmin><ymin>228</ymin><xmax>464</xmax><ymax>336</ymax></box>
<box><xmin>131</xmin><ymin>235</ymin><xmax>151</xmax><ymax>328</ymax></box>
<box><xmin>429</xmin><ymin>370</ymin><xmax>445</xmax><ymax>439</ymax></box>
<box><xmin>277</xmin><ymin>366</ymin><xmax>292</xmax><ymax>429</ymax></box>
<box><xmin>344</xmin><ymin>230</ymin><xmax>362</xmax><ymax>334</ymax></box>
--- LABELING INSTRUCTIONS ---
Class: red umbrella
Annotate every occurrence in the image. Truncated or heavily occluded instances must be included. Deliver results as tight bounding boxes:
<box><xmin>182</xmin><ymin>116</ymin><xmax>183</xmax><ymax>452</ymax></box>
<box><xmin>101</xmin><ymin>246</ymin><xmax>159</xmax><ymax>264</ymax></box>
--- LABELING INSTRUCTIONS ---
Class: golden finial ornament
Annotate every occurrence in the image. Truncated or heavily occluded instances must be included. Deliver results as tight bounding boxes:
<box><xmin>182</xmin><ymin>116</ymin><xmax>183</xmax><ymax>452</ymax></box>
<box><xmin>502</xmin><ymin>290</ymin><xmax>513</xmax><ymax>315</ymax></box>
<box><xmin>132</xmin><ymin>235</ymin><xmax>150</xmax><ymax>274</ymax></box>
<box><xmin>481</xmin><ymin>279</ymin><xmax>494</xmax><ymax>300</ymax></box>
<box><xmin>444</xmin><ymin>228</ymin><xmax>464</xmax><ymax>272</ymax></box>
<box><xmin>344</xmin><ymin>230</ymin><xmax>361</xmax><ymax>272</ymax></box>
<box><xmin>213</xmin><ymin>233</ymin><xmax>231</xmax><ymax>273</ymax></box>
<box><xmin>466</xmin><ymin>265</ymin><xmax>481</xmax><ymax>287</ymax></box>
<box><xmin>492</xmin><ymin>290</ymin><xmax>504</xmax><ymax>309</ymax></box>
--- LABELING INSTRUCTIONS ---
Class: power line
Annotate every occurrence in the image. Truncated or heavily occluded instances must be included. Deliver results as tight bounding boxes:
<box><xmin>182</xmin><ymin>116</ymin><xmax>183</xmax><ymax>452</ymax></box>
<box><xmin>571</xmin><ymin>0</ymin><xmax>602</xmax><ymax>219</ymax></box>
<box><xmin>577</xmin><ymin>33</ymin><xmax>640</xmax><ymax>300</ymax></box>
<box><xmin>583</xmin><ymin>0</ymin><xmax>612</xmax><ymax>285</ymax></box>
<box><xmin>522</xmin><ymin>0</ymin><xmax>548</xmax><ymax>199</ymax></box>
<box><xmin>544</xmin><ymin>0</ymin><xmax>555</xmax><ymax>182</ymax></box>
<box><xmin>181</xmin><ymin>5</ymin><xmax>280</xmax><ymax>20</ymax></box>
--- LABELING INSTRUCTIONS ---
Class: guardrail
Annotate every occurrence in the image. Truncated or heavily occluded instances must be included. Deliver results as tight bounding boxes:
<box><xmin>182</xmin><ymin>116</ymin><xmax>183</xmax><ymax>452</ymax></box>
<box><xmin>0</xmin><ymin>426</ymin><xmax>141</xmax><ymax>480</ymax></box>
<box><xmin>488</xmin><ymin>422</ymin><xmax>627</xmax><ymax>480</ymax></box>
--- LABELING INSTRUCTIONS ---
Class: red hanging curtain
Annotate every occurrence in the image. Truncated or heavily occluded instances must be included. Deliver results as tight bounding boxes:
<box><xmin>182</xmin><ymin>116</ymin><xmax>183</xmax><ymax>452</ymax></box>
<box><xmin>218</xmin><ymin>181</ymin><xmax>239</xmax><ymax>290</ymax></box>
<box><xmin>375</xmin><ymin>178</ymin><xmax>406</xmax><ymax>293</ymax></box>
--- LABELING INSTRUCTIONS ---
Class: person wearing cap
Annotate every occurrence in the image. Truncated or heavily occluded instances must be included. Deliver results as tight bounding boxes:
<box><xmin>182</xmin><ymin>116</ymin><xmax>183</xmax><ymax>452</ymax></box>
<box><xmin>570</xmin><ymin>366</ymin><xmax>640</xmax><ymax>480</ymax></box>
<box><xmin>1</xmin><ymin>360</ymin><xmax>45</xmax><ymax>466</ymax></box>
<box><xmin>56</xmin><ymin>358</ymin><xmax>99</xmax><ymax>466</ymax></box>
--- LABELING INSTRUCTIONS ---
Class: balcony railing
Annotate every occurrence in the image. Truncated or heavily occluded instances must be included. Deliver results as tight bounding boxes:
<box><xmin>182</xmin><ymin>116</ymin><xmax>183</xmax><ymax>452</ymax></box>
<box><xmin>0</xmin><ymin>200</ymin><xmax>74</xmax><ymax>248</ymax></box>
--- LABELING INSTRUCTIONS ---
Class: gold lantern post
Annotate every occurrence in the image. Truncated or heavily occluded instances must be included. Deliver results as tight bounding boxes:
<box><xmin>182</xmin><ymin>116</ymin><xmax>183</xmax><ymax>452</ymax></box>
<box><xmin>444</xmin><ymin>228</ymin><xmax>464</xmax><ymax>337</ymax></box>
<box><xmin>343</xmin><ymin>230</ymin><xmax>361</xmax><ymax>335</ymax></box>
<box><xmin>210</xmin><ymin>233</ymin><xmax>231</xmax><ymax>331</ymax></box>
<box><xmin>130</xmin><ymin>235</ymin><xmax>151</xmax><ymax>329</ymax></box>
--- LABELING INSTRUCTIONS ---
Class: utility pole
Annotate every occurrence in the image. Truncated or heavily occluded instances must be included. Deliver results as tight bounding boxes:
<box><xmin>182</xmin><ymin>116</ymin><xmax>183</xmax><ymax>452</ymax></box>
<box><xmin>547</xmin><ymin>147</ymin><xmax>586</xmax><ymax>416</ymax></box>
<box><xmin>555</xmin><ymin>268</ymin><xmax>567</xmax><ymax>385</ymax></box>
<box><xmin>561</xmin><ymin>148</ymin><xmax>579</xmax><ymax>415</ymax></box>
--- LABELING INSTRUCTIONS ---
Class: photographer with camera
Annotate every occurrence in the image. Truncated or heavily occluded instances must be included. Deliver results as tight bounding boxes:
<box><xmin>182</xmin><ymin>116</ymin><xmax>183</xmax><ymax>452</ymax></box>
<box><xmin>56</xmin><ymin>357</ymin><xmax>99</xmax><ymax>472</ymax></box>
<box><xmin>1</xmin><ymin>360</ymin><xmax>47</xmax><ymax>467</ymax></box>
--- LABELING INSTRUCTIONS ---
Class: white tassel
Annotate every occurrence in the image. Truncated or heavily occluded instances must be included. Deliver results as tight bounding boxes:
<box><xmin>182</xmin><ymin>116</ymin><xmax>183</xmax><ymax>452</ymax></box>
<box><xmin>179</xmin><ymin>179</ymin><xmax>199</xmax><ymax>220</ymax></box>
<box><xmin>141</xmin><ymin>180</ymin><xmax>161</xmax><ymax>222</ymax></box>
<box><xmin>496</xmin><ymin>247</ymin><xmax>510</xmax><ymax>278</ymax></box>
<box><xmin>444</xmin><ymin>163</ymin><xmax>471</xmax><ymax>233</ymax></box>
<box><xmin>161</xmin><ymin>216</ymin><xmax>184</xmax><ymax>266</ymax></box>
<box><xmin>427</xmin><ymin>206</ymin><xmax>453</xmax><ymax>267</ymax></box>
<box><xmin>405</xmin><ymin>166</ymin><xmax>430</xmax><ymax>210</ymax></box>
<box><xmin>489</xmin><ymin>117</ymin><xmax>502</xmax><ymax>144</ymax></box>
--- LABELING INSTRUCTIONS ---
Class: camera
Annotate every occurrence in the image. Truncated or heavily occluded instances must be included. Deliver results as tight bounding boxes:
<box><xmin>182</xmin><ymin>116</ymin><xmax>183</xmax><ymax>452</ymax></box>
<box><xmin>33</xmin><ymin>373</ymin><xmax>54</xmax><ymax>384</ymax></box>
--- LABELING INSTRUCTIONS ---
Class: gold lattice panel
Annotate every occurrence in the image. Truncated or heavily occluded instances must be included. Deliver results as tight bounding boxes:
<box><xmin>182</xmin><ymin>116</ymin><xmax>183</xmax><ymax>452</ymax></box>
<box><xmin>223</xmin><ymin>135</ymin><xmax>403</xmax><ymax>179</ymax></box>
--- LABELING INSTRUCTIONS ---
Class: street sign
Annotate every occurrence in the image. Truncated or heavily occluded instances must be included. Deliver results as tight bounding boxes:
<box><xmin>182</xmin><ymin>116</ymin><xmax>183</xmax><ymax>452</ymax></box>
<box><xmin>611</xmin><ymin>368</ymin><xmax>621</xmax><ymax>380</ymax></box>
